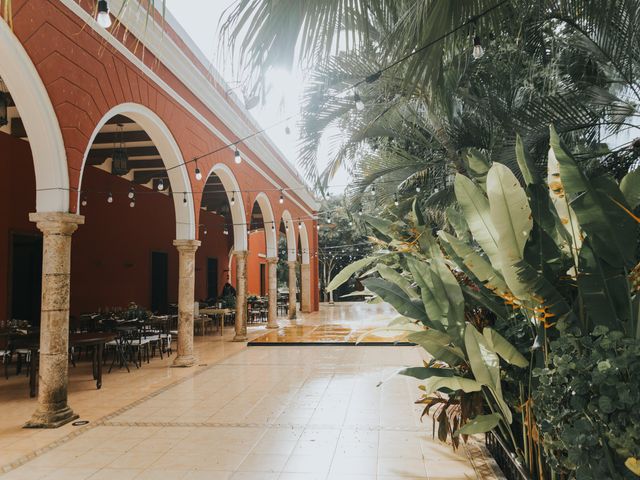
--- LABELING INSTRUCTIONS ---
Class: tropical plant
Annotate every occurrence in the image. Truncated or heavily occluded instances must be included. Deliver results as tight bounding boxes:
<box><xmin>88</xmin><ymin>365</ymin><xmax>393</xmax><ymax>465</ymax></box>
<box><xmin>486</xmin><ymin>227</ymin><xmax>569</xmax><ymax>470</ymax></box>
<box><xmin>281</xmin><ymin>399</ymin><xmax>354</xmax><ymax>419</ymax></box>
<box><xmin>328</xmin><ymin>129</ymin><xmax>639</xmax><ymax>478</ymax></box>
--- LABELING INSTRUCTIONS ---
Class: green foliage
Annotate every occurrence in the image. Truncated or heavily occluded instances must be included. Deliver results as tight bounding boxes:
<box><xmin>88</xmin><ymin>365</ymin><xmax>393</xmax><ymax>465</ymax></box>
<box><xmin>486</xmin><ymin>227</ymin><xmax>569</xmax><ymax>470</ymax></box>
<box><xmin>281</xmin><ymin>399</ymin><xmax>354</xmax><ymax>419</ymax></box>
<box><xmin>533</xmin><ymin>328</ymin><xmax>640</xmax><ymax>479</ymax></box>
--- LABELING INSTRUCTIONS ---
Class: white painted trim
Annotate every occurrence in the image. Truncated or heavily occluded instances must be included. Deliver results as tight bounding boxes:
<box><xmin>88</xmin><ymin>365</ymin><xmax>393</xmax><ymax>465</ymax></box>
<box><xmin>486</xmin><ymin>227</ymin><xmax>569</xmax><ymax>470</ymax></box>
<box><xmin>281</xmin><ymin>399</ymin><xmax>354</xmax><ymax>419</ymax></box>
<box><xmin>207</xmin><ymin>163</ymin><xmax>247</xmax><ymax>251</ymax></box>
<box><xmin>280</xmin><ymin>210</ymin><xmax>297</xmax><ymax>262</ymax></box>
<box><xmin>77</xmin><ymin>103</ymin><xmax>195</xmax><ymax>240</ymax></box>
<box><xmin>0</xmin><ymin>18</ymin><xmax>69</xmax><ymax>213</ymax></box>
<box><xmin>253</xmin><ymin>192</ymin><xmax>277</xmax><ymax>258</ymax></box>
<box><xmin>59</xmin><ymin>0</ymin><xmax>318</xmax><ymax>216</ymax></box>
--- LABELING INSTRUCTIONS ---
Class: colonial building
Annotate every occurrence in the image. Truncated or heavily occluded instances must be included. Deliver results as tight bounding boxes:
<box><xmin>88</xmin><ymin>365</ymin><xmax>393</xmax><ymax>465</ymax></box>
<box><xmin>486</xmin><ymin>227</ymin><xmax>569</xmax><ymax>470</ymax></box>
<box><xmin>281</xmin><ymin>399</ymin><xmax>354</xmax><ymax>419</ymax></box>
<box><xmin>0</xmin><ymin>0</ymin><xmax>319</xmax><ymax>428</ymax></box>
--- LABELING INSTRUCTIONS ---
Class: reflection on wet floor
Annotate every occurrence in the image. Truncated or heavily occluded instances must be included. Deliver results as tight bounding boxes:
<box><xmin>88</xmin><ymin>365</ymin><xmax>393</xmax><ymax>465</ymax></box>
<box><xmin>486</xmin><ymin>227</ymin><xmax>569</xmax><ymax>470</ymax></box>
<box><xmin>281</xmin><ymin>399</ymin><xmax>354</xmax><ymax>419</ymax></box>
<box><xmin>250</xmin><ymin>302</ymin><xmax>412</xmax><ymax>345</ymax></box>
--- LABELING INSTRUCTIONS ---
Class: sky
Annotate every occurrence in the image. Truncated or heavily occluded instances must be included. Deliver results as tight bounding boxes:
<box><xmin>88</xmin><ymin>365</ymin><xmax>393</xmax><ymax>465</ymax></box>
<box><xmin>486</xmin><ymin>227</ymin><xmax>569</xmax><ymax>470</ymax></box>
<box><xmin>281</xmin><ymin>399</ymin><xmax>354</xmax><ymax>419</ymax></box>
<box><xmin>165</xmin><ymin>0</ymin><xmax>348</xmax><ymax>195</ymax></box>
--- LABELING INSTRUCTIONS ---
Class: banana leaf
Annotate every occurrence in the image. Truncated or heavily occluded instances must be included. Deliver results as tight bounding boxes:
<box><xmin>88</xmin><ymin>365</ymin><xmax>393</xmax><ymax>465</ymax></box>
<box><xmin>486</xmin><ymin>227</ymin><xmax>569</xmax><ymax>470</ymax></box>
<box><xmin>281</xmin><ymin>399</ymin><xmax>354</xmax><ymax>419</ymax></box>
<box><xmin>412</xmin><ymin>197</ymin><xmax>426</xmax><ymax>226</ymax></box>
<box><xmin>550</xmin><ymin>126</ymin><xmax>636</xmax><ymax>269</ymax></box>
<box><xmin>377</xmin><ymin>264</ymin><xmax>420</xmax><ymax>300</ymax></box>
<box><xmin>463</xmin><ymin>148</ymin><xmax>491</xmax><ymax>191</ymax></box>
<box><xmin>406</xmin><ymin>256</ymin><xmax>446</xmax><ymax>326</ymax></box>
<box><xmin>431</xmin><ymin>259</ymin><xmax>466</xmax><ymax>343</ymax></box>
<box><xmin>362</xmin><ymin>277</ymin><xmax>428</xmax><ymax>323</ymax></box>
<box><xmin>454</xmin><ymin>173</ymin><xmax>502</xmax><ymax>270</ymax></box>
<box><xmin>399</xmin><ymin>367</ymin><xmax>454</xmax><ymax>380</ymax></box>
<box><xmin>515</xmin><ymin>134</ymin><xmax>541</xmax><ymax>186</ymax></box>
<box><xmin>407</xmin><ymin>330</ymin><xmax>465</xmax><ymax>366</ymax></box>
<box><xmin>620</xmin><ymin>168</ymin><xmax>640</xmax><ymax>209</ymax></box>
<box><xmin>487</xmin><ymin>163</ymin><xmax>533</xmax><ymax>299</ymax></box>
<box><xmin>457</xmin><ymin>413</ymin><xmax>502</xmax><ymax>435</ymax></box>
<box><xmin>446</xmin><ymin>206</ymin><xmax>471</xmax><ymax>242</ymax></box>
<box><xmin>327</xmin><ymin>253</ymin><xmax>391</xmax><ymax>291</ymax></box>
<box><xmin>482</xmin><ymin>328</ymin><xmax>528</xmax><ymax>368</ymax></box>
<box><xmin>577</xmin><ymin>238</ymin><xmax>633</xmax><ymax>331</ymax></box>
<box><xmin>422</xmin><ymin>376</ymin><xmax>483</xmax><ymax>395</ymax></box>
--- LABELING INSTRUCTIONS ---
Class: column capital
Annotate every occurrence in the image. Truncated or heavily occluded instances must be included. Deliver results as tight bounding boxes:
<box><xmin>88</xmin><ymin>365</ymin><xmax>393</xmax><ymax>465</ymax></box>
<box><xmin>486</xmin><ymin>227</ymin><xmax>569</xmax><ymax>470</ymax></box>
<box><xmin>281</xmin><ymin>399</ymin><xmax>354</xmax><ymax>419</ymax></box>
<box><xmin>234</xmin><ymin>250</ymin><xmax>249</xmax><ymax>259</ymax></box>
<box><xmin>267</xmin><ymin>257</ymin><xmax>278</xmax><ymax>265</ymax></box>
<box><xmin>29</xmin><ymin>212</ymin><xmax>84</xmax><ymax>235</ymax></box>
<box><xmin>173</xmin><ymin>239</ymin><xmax>201</xmax><ymax>252</ymax></box>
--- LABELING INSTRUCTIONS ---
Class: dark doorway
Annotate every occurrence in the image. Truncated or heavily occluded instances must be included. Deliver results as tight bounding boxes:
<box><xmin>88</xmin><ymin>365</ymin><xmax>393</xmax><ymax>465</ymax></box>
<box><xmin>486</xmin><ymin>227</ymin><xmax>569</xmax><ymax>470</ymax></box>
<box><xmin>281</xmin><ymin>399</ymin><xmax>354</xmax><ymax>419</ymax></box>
<box><xmin>207</xmin><ymin>258</ymin><xmax>218</xmax><ymax>300</ymax></box>
<box><xmin>260</xmin><ymin>263</ymin><xmax>266</xmax><ymax>296</ymax></box>
<box><xmin>10</xmin><ymin>233</ymin><xmax>43</xmax><ymax>325</ymax></box>
<box><xmin>151</xmin><ymin>251</ymin><xmax>169</xmax><ymax>313</ymax></box>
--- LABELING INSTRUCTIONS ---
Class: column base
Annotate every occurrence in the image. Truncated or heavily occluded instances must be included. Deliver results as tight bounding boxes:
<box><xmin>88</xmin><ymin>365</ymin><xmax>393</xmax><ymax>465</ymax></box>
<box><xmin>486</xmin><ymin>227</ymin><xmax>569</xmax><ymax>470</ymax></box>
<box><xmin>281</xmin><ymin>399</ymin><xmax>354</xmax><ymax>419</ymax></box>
<box><xmin>266</xmin><ymin>323</ymin><xmax>279</xmax><ymax>329</ymax></box>
<box><xmin>233</xmin><ymin>334</ymin><xmax>248</xmax><ymax>342</ymax></box>
<box><xmin>172</xmin><ymin>354</ymin><xmax>197</xmax><ymax>368</ymax></box>
<box><xmin>24</xmin><ymin>405</ymin><xmax>78</xmax><ymax>429</ymax></box>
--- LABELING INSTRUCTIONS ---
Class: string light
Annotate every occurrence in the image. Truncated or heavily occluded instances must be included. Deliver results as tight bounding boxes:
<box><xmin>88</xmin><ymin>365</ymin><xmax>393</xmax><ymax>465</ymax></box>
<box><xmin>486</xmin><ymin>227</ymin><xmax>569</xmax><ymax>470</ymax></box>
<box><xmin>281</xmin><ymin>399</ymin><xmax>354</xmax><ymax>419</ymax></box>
<box><xmin>107</xmin><ymin>192</ymin><xmax>113</xmax><ymax>204</ymax></box>
<box><xmin>354</xmin><ymin>91</ymin><xmax>365</xmax><ymax>111</ymax></box>
<box><xmin>394</xmin><ymin>193</ymin><xmax>399</xmax><ymax>206</ymax></box>
<box><xmin>81</xmin><ymin>196</ymin><xmax>88</xmax><ymax>207</ymax></box>
<box><xmin>183</xmin><ymin>192</ymin><xmax>188</xmax><ymax>205</ymax></box>
<box><xmin>371</xmin><ymin>185</ymin><xmax>376</xmax><ymax>196</ymax></box>
<box><xmin>358</xmin><ymin>207</ymin><xmax>363</xmax><ymax>216</ymax></box>
<box><xmin>194</xmin><ymin>159</ymin><xmax>202</xmax><ymax>181</ymax></box>
<box><xmin>234</xmin><ymin>147</ymin><xmax>242</xmax><ymax>164</ymax></box>
<box><xmin>472</xmin><ymin>35</ymin><xmax>484</xmax><ymax>59</ymax></box>
<box><xmin>279</xmin><ymin>192</ymin><xmax>284</xmax><ymax>204</ymax></box>
<box><xmin>129</xmin><ymin>198</ymin><xmax>135</xmax><ymax>208</ymax></box>
<box><xmin>128</xmin><ymin>186</ymin><xmax>135</xmax><ymax>199</ymax></box>
<box><xmin>96</xmin><ymin>0</ymin><xmax>112</xmax><ymax>28</ymax></box>
<box><xmin>416</xmin><ymin>186</ymin><xmax>421</xmax><ymax>193</ymax></box>
<box><xmin>157</xmin><ymin>178</ymin><xmax>164</xmax><ymax>191</ymax></box>
<box><xmin>298</xmin><ymin>220</ymin><xmax>303</xmax><ymax>230</ymax></box>
<box><xmin>204</xmin><ymin>227</ymin><xmax>208</xmax><ymax>235</ymax></box>
<box><xmin>230</xmin><ymin>193</ymin><xmax>235</xmax><ymax>206</ymax></box>
<box><xmin>223</xmin><ymin>227</ymin><xmax>229</xmax><ymax>235</ymax></box>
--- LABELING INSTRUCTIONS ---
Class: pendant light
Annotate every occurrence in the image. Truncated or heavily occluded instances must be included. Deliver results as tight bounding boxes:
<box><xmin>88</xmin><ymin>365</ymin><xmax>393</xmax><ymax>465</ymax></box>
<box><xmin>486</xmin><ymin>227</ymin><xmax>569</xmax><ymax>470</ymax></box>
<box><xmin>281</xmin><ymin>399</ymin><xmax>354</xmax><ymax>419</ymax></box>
<box><xmin>96</xmin><ymin>0</ymin><xmax>112</xmax><ymax>28</ymax></box>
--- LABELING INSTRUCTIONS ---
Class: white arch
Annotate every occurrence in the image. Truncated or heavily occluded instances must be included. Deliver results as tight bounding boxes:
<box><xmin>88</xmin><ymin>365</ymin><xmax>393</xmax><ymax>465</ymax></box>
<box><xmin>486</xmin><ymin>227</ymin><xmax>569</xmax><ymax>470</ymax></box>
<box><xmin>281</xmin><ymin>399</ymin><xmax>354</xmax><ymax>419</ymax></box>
<box><xmin>78</xmin><ymin>103</ymin><xmax>195</xmax><ymax>240</ymax></box>
<box><xmin>208</xmin><ymin>163</ymin><xmax>247</xmax><ymax>251</ymax></box>
<box><xmin>0</xmin><ymin>18</ymin><xmax>69</xmax><ymax>212</ymax></box>
<box><xmin>253</xmin><ymin>192</ymin><xmax>277</xmax><ymax>258</ymax></box>
<box><xmin>280</xmin><ymin>210</ymin><xmax>297</xmax><ymax>262</ymax></box>
<box><xmin>298</xmin><ymin>221</ymin><xmax>310</xmax><ymax>265</ymax></box>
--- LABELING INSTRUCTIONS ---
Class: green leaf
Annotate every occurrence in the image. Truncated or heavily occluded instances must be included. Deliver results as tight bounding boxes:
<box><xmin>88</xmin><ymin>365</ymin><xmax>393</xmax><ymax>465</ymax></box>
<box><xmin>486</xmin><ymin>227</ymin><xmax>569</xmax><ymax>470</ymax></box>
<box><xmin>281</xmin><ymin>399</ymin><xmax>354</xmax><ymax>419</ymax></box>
<box><xmin>399</xmin><ymin>367</ymin><xmax>454</xmax><ymax>380</ymax></box>
<box><xmin>487</xmin><ymin>163</ymin><xmax>533</xmax><ymax>299</ymax></box>
<box><xmin>362</xmin><ymin>277</ymin><xmax>427</xmax><ymax>323</ymax></box>
<box><xmin>361</xmin><ymin>214</ymin><xmax>394</xmax><ymax>241</ymax></box>
<box><xmin>515</xmin><ymin>134</ymin><xmax>541</xmax><ymax>186</ymax></box>
<box><xmin>454</xmin><ymin>174</ymin><xmax>502</xmax><ymax>270</ymax></box>
<box><xmin>407</xmin><ymin>330</ymin><xmax>465</xmax><ymax>367</ymax></box>
<box><xmin>482</xmin><ymin>328</ymin><xmax>528</xmax><ymax>368</ymax></box>
<box><xmin>412</xmin><ymin>197</ymin><xmax>426</xmax><ymax>226</ymax></box>
<box><xmin>327</xmin><ymin>254</ymin><xmax>389</xmax><ymax>291</ymax></box>
<box><xmin>438</xmin><ymin>231</ymin><xmax>509</xmax><ymax>297</ymax></box>
<box><xmin>377</xmin><ymin>264</ymin><xmax>419</xmax><ymax>300</ymax></box>
<box><xmin>457</xmin><ymin>413</ymin><xmax>502</xmax><ymax>435</ymax></box>
<box><xmin>463</xmin><ymin>148</ymin><xmax>491</xmax><ymax>190</ymax></box>
<box><xmin>406</xmin><ymin>256</ymin><xmax>446</xmax><ymax>327</ymax></box>
<box><xmin>422</xmin><ymin>376</ymin><xmax>483</xmax><ymax>395</ymax></box>
<box><xmin>620</xmin><ymin>168</ymin><xmax>640</xmax><ymax>209</ymax></box>
<box><xmin>550</xmin><ymin>126</ymin><xmax>636</xmax><ymax>268</ymax></box>
<box><xmin>446</xmin><ymin>206</ymin><xmax>470</xmax><ymax>242</ymax></box>
<box><xmin>431</xmin><ymin>259</ymin><xmax>466</xmax><ymax>343</ymax></box>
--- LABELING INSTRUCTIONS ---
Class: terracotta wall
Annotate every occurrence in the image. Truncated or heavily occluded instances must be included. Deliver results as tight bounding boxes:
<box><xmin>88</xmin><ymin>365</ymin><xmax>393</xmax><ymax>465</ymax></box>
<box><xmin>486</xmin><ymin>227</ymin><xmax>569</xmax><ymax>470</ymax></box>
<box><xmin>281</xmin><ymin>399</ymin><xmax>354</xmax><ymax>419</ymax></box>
<box><xmin>1</xmin><ymin>132</ymin><xmax>235</xmax><ymax>318</ymax></box>
<box><xmin>229</xmin><ymin>231</ymin><xmax>267</xmax><ymax>296</ymax></box>
<box><xmin>0</xmin><ymin>133</ymin><xmax>39</xmax><ymax>322</ymax></box>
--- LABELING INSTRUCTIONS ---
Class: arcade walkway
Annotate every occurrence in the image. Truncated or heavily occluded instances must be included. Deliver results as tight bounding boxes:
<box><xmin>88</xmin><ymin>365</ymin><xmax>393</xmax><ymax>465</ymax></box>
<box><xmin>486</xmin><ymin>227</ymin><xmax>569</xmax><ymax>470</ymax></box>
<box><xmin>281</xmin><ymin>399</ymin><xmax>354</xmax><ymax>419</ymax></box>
<box><xmin>0</xmin><ymin>304</ymin><xmax>501</xmax><ymax>479</ymax></box>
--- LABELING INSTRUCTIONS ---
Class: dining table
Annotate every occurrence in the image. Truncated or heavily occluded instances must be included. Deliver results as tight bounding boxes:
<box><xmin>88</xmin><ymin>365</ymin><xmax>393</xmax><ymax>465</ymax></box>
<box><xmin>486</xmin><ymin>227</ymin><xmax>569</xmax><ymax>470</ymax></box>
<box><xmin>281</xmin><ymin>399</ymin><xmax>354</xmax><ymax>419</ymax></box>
<box><xmin>11</xmin><ymin>331</ymin><xmax>116</xmax><ymax>397</ymax></box>
<box><xmin>200</xmin><ymin>308</ymin><xmax>233</xmax><ymax>336</ymax></box>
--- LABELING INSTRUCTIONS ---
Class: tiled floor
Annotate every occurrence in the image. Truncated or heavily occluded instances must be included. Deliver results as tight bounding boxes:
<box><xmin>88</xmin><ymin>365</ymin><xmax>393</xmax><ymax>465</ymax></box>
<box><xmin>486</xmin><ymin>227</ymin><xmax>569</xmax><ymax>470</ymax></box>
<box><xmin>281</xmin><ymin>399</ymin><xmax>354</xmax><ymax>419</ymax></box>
<box><xmin>0</xmin><ymin>304</ymin><xmax>502</xmax><ymax>479</ymax></box>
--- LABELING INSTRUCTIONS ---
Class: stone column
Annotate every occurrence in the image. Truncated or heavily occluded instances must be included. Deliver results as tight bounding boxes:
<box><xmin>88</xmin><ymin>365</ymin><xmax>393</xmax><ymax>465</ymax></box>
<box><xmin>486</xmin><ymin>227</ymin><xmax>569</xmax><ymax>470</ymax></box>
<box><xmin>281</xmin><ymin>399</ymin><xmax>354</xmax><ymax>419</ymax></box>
<box><xmin>172</xmin><ymin>239</ymin><xmax>201</xmax><ymax>367</ymax></box>
<box><xmin>25</xmin><ymin>212</ymin><xmax>84</xmax><ymax>428</ymax></box>
<box><xmin>266</xmin><ymin>258</ymin><xmax>278</xmax><ymax>328</ymax></box>
<box><xmin>287</xmin><ymin>260</ymin><xmax>297</xmax><ymax>319</ymax></box>
<box><xmin>233</xmin><ymin>250</ymin><xmax>249</xmax><ymax>341</ymax></box>
<box><xmin>300</xmin><ymin>263</ymin><xmax>311</xmax><ymax>313</ymax></box>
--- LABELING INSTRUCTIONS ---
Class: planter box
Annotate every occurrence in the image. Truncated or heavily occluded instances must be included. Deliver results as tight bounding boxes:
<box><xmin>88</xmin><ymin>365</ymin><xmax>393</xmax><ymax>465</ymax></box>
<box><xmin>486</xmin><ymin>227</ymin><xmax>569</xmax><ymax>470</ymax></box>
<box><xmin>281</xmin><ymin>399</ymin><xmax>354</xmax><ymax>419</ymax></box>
<box><xmin>485</xmin><ymin>431</ymin><xmax>530</xmax><ymax>480</ymax></box>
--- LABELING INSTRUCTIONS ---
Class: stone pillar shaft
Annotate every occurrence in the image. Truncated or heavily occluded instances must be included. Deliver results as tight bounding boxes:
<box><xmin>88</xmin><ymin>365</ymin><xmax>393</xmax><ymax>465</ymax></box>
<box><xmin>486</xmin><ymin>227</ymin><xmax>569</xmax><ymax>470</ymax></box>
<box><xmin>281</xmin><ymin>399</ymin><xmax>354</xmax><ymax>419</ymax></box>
<box><xmin>287</xmin><ymin>260</ymin><xmax>297</xmax><ymax>319</ymax></box>
<box><xmin>233</xmin><ymin>251</ymin><xmax>249</xmax><ymax>341</ymax></box>
<box><xmin>25</xmin><ymin>212</ymin><xmax>84</xmax><ymax>428</ymax></box>
<box><xmin>266</xmin><ymin>258</ymin><xmax>278</xmax><ymax>328</ymax></box>
<box><xmin>300</xmin><ymin>263</ymin><xmax>311</xmax><ymax>313</ymax></box>
<box><xmin>172</xmin><ymin>239</ymin><xmax>200</xmax><ymax>367</ymax></box>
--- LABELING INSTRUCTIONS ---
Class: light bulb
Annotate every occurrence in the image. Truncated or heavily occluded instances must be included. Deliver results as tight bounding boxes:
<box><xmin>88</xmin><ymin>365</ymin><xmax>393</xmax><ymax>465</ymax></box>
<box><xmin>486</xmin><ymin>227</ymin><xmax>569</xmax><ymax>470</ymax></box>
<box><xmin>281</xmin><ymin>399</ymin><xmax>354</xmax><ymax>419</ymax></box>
<box><xmin>81</xmin><ymin>197</ymin><xmax>87</xmax><ymax>207</ymax></box>
<box><xmin>223</xmin><ymin>228</ymin><xmax>229</xmax><ymax>236</ymax></box>
<box><xmin>416</xmin><ymin>186</ymin><xmax>421</xmax><ymax>193</ymax></box>
<box><xmin>371</xmin><ymin>186</ymin><xmax>376</xmax><ymax>196</ymax></box>
<box><xmin>128</xmin><ymin>187</ymin><xmax>135</xmax><ymax>199</ymax></box>
<box><xmin>96</xmin><ymin>0</ymin><xmax>112</xmax><ymax>28</ymax></box>
<box><xmin>298</xmin><ymin>221</ymin><xmax>302</xmax><ymax>230</ymax></box>
<box><xmin>195</xmin><ymin>167</ymin><xmax>202</xmax><ymax>181</ymax></box>
<box><xmin>472</xmin><ymin>36</ymin><xmax>484</xmax><ymax>59</ymax></box>
<box><xmin>271</xmin><ymin>224</ymin><xmax>275</xmax><ymax>231</ymax></box>
<box><xmin>394</xmin><ymin>193</ymin><xmax>399</xmax><ymax>206</ymax></box>
<box><xmin>316</xmin><ymin>225</ymin><xmax>320</xmax><ymax>231</ymax></box>
<box><xmin>183</xmin><ymin>193</ymin><xmax>188</xmax><ymax>205</ymax></box>
<box><xmin>107</xmin><ymin>192</ymin><xmax>113</xmax><ymax>204</ymax></box>
<box><xmin>129</xmin><ymin>200</ymin><xmax>135</xmax><ymax>208</ymax></box>
<box><xmin>230</xmin><ymin>195</ymin><xmax>235</xmax><ymax>206</ymax></box>
<box><xmin>354</xmin><ymin>92</ymin><xmax>365</xmax><ymax>111</ymax></box>
<box><xmin>328</xmin><ymin>217</ymin><xmax>332</xmax><ymax>223</ymax></box>
<box><xmin>157</xmin><ymin>179</ymin><xmax>164</xmax><ymax>191</ymax></box>
<box><xmin>358</xmin><ymin>208</ymin><xmax>363</xmax><ymax>216</ymax></box>
<box><xmin>234</xmin><ymin>148</ymin><xmax>242</xmax><ymax>164</ymax></box>
<box><xmin>204</xmin><ymin>228</ymin><xmax>208</xmax><ymax>235</ymax></box>
<box><xmin>279</xmin><ymin>193</ymin><xmax>284</xmax><ymax>204</ymax></box>
<box><xmin>349</xmin><ymin>221</ymin><xmax>353</xmax><ymax>226</ymax></box>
